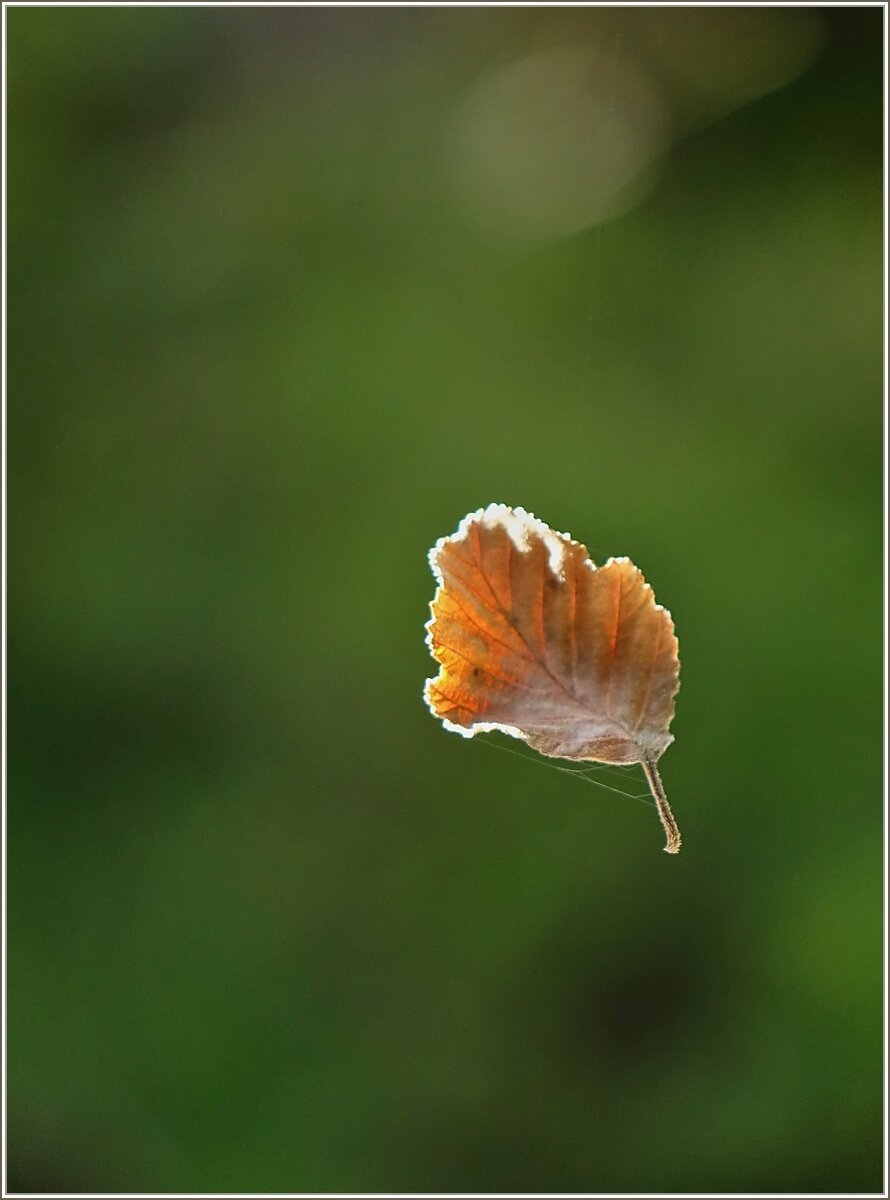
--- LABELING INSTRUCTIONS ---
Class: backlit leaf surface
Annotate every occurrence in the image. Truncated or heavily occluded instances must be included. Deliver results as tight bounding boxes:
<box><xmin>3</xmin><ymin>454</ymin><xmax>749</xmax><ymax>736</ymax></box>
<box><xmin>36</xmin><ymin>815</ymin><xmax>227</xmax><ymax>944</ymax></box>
<box><xmin>424</xmin><ymin>504</ymin><xmax>682</xmax><ymax>852</ymax></box>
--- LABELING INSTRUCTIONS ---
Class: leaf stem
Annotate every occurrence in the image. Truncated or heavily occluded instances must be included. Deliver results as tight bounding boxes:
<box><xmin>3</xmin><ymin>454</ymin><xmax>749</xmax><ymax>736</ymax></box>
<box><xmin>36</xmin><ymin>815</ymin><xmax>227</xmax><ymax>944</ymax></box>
<box><xmin>641</xmin><ymin>758</ymin><xmax>681</xmax><ymax>855</ymax></box>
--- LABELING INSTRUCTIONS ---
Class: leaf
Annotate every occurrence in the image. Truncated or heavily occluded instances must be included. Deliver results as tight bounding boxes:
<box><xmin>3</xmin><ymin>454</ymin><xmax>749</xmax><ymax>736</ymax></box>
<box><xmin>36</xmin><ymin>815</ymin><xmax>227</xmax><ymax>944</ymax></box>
<box><xmin>424</xmin><ymin>504</ymin><xmax>682</xmax><ymax>853</ymax></box>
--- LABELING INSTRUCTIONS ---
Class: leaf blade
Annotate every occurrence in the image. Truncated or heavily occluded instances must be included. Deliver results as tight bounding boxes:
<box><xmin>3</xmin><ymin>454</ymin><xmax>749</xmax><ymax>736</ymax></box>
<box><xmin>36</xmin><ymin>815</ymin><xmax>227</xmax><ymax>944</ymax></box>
<box><xmin>424</xmin><ymin>504</ymin><xmax>679</xmax><ymax>766</ymax></box>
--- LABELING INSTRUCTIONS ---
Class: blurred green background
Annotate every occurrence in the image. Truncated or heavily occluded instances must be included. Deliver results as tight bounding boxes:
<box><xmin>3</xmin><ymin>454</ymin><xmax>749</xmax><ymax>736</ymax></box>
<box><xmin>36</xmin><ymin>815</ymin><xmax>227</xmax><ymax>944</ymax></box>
<box><xmin>7</xmin><ymin>6</ymin><xmax>883</xmax><ymax>1193</ymax></box>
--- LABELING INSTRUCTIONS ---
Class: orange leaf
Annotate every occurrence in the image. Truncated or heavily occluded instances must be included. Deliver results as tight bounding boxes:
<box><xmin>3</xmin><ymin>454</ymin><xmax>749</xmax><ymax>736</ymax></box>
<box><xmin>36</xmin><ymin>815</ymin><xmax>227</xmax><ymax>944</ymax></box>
<box><xmin>424</xmin><ymin>504</ymin><xmax>682</xmax><ymax>853</ymax></box>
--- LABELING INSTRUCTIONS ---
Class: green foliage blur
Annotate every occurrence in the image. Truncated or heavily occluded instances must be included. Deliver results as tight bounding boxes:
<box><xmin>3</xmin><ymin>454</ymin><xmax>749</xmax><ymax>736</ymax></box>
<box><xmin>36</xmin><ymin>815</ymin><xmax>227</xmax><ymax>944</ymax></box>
<box><xmin>7</xmin><ymin>7</ymin><xmax>883</xmax><ymax>1193</ymax></box>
